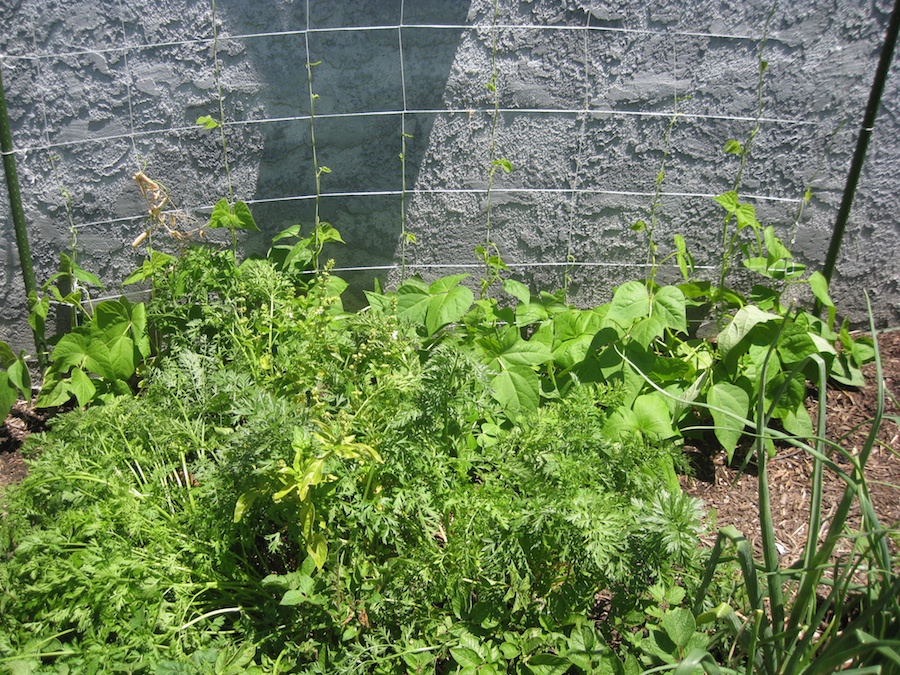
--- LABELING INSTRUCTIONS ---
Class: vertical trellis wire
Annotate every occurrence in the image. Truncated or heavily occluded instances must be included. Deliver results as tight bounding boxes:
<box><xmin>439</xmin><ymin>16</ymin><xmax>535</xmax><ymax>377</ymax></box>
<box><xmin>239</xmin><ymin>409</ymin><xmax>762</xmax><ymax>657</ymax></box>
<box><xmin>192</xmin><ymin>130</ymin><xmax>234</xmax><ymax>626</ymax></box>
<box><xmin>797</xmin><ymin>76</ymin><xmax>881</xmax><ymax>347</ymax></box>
<box><xmin>561</xmin><ymin>10</ymin><xmax>594</xmax><ymax>303</ymax></box>
<box><xmin>116</xmin><ymin>0</ymin><xmax>140</xmax><ymax>168</ymax></box>
<box><xmin>397</xmin><ymin>0</ymin><xmax>411</xmax><ymax>280</ymax></box>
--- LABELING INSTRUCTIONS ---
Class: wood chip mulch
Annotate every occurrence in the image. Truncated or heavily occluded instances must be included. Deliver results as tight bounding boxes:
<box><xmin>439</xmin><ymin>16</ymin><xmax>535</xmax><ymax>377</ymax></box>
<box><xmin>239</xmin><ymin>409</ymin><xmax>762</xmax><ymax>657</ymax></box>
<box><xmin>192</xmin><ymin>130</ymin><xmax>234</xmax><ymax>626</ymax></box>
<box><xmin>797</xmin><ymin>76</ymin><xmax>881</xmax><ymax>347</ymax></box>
<box><xmin>681</xmin><ymin>328</ymin><xmax>900</xmax><ymax>563</ymax></box>
<box><xmin>0</xmin><ymin>400</ymin><xmax>46</xmax><ymax>494</ymax></box>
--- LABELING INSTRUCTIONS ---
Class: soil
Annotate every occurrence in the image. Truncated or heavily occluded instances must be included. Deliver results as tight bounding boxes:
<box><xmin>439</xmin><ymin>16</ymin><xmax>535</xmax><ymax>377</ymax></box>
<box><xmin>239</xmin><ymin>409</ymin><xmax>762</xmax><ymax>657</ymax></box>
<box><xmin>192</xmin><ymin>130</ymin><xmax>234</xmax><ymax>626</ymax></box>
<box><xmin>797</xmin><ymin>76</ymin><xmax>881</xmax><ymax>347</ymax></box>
<box><xmin>679</xmin><ymin>328</ymin><xmax>900</xmax><ymax>560</ymax></box>
<box><xmin>0</xmin><ymin>401</ymin><xmax>46</xmax><ymax>493</ymax></box>
<box><xmin>2</xmin><ymin>331</ymin><xmax>899</xmax><ymax>556</ymax></box>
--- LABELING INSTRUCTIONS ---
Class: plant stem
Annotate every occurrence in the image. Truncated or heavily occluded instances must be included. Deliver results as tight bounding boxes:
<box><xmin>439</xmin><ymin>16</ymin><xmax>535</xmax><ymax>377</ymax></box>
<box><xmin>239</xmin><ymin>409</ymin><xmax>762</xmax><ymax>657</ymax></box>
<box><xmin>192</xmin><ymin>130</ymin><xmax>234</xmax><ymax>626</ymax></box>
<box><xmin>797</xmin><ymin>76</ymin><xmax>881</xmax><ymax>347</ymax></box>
<box><xmin>479</xmin><ymin>0</ymin><xmax>504</xmax><ymax>298</ymax></box>
<box><xmin>304</xmin><ymin>1</ymin><xmax>326</xmax><ymax>272</ymax></box>
<box><xmin>714</xmin><ymin>3</ymin><xmax>776</xmax><ymax>322</ymax></box>
<box><xmin>398</xmin><ymin>4</ymin><xmax>412</xmax><ymax>281</ymax></box>
<box><xmin>645</xmin><ymin>90</ymin><xmax>686</xmax><ymax>289</ymax></box>
<box><xmin>209</xmin><ymin>0</ymin><xmax>234</xmax><ymax>210</ymax></box>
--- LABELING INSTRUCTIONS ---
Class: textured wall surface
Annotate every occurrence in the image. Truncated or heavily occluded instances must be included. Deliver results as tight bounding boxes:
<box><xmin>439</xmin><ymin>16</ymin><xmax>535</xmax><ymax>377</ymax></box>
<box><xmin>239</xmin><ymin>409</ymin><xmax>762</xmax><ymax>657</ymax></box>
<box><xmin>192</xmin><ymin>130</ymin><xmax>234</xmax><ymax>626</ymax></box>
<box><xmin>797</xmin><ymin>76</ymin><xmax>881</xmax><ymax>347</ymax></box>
<box><xmin>1</xmin><ymin>0</ymin><xmax>898</xmax><ymax>355</ymax></box>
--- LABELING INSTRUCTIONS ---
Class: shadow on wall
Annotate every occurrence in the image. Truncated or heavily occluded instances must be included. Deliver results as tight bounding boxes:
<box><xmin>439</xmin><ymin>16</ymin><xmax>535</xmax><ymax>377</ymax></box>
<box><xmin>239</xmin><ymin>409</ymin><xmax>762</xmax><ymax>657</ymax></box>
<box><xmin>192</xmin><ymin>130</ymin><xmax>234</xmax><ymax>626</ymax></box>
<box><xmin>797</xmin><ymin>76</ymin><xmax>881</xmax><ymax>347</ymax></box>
<box><xmin>214</xmin><ymin>0</ymin><xmax>470</xmax><ymax>303</ymax></box>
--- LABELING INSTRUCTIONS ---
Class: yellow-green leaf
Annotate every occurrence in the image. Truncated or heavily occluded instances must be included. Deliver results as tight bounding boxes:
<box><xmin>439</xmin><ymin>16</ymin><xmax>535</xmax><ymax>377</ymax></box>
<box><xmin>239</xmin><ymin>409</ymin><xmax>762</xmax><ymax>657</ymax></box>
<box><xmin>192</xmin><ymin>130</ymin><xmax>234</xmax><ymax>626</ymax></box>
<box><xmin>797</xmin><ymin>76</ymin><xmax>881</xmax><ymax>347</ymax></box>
<box><xmin>307</xmin><ymin>533</ymin><xmax>328</xmax><ymax>569</ymax></box>
<box><xmin>234</xmin><ymin>491</ymin><xmax>259</xmax><ymax>522</ymax></box>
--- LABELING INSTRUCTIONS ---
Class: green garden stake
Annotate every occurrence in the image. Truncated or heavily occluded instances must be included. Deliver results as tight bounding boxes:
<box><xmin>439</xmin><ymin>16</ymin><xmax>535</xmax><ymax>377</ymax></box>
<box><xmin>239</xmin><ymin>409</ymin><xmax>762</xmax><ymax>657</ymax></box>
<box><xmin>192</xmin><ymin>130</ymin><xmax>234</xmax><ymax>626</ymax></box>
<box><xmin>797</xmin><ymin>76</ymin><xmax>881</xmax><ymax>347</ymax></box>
<box><xmin>0</xmin><ymin>57</ymin><xmax>46</xmax><ymax>369</ymax></box>
<box><xmin>817</xmin><ymin>0</ymin><xmax>900</xmax><ymax>312</ymax></box>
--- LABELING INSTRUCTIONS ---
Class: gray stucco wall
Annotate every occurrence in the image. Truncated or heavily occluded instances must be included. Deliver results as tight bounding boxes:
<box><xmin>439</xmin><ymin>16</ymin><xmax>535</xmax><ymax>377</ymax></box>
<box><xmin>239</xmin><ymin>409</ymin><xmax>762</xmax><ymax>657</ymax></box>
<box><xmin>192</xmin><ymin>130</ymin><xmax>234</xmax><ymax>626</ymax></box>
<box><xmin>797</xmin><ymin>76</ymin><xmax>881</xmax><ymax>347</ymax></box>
<box><xmin>1</xmin><ymin>0</ymin><xmax>898</xmax><ymax>356</ymax></box>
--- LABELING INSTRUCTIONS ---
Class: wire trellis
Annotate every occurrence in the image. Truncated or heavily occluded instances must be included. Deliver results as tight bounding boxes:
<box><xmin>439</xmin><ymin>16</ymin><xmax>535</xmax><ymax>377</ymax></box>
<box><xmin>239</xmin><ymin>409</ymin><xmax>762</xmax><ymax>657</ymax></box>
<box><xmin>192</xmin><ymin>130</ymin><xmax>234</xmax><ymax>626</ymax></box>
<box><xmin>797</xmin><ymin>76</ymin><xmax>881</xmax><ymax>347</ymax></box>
<box><xmin>0</xmin><ymin>1</ymin><xmax>845</xmax><ymax>297</ymax></box>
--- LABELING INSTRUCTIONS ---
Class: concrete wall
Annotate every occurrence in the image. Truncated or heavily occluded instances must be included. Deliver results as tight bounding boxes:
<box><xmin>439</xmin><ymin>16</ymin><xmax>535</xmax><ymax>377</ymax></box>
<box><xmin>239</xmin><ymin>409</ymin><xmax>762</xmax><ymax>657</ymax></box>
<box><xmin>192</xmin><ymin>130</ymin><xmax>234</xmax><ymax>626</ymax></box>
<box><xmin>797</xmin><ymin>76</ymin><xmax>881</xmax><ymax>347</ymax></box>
<box><xmin>1</xmin><ymin>0</ymin><xmax>898</xmax><ymax>355</ymax></box>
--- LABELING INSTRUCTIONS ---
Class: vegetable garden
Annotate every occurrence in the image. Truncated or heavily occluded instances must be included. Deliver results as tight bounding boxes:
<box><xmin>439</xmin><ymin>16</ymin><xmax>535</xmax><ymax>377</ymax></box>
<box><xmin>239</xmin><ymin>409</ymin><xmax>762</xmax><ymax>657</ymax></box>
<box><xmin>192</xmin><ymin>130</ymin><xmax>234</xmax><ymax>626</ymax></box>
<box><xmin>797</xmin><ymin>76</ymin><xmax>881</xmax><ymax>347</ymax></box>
<box><xmin>1</xmin><ymin>1</ymin><xmax>900</xmax><ymax>672</ymax></box>
<box><xmin>0</xmin><ymin>182</ymin><xmax>898</xmax><ymax>671</ymax></box>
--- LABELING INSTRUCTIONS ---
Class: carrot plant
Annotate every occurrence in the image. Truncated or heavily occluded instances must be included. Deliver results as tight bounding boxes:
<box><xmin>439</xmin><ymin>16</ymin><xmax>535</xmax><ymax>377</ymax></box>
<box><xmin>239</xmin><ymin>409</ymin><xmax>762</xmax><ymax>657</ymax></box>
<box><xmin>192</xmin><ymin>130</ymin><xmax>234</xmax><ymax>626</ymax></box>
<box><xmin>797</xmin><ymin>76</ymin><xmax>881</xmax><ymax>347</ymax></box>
<box><xmin>0</xmin><ymin>216</ymin><xmax>711</xmax><ymax>672</ymax></box>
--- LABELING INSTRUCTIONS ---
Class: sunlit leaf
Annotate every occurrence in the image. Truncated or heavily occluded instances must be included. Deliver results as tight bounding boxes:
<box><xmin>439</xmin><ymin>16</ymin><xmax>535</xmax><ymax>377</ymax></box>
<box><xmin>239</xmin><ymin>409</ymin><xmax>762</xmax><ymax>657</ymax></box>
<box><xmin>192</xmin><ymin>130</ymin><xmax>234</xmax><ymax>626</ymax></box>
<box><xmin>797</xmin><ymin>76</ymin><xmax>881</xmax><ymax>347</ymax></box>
<box><xmin>808</xmin><ymin>271</ymin><xmax>834</xmax><ymax>309</ymax></box>
<box><xmin>50</xmin><ymin>333</ymin><xmax>91</xmax><ymax>370</ymax></box>
<box><xmin>717</xmin><ymin>306</ymin><xmax>779</xmax><ymax>357</ymax></box>
<box><xmin>106</xmin><ymin>334</ymin><xmax>137</xmax><ymax>381</ymax></box>
<box><xmin>0</xmin><ymin>373</ymin><xmax>17</xmax><ymax>421</ymax></box>
<box><xmin>724</xmin><ymin>139</ymin><xmax>743</xmax><ymax>155</ymax></box>
<box><xmin>781</xmin><ymin>402</ymin><xmax>813</xmax><ymax>439</ymax></box>
<box><xmin>490</xmin><ymin>365</ymin><xmax>540</xmax><ymax>412</ymax></box>
<box><xmin>68</xmin><ymin>368</ymin><xmax>97</xmax><ymax>408</ymax></box>
<box><xmin>232</xmin><ymin>201</ymin><xmax>259</xmax><ymax>231</ymax></box>
<box><xmin>6</xmin><ymin>355</ymin><xmax>31</xmax><ymax>396</ymax></box>
<box><xmin>502</xmin><ymin>278</ymin><xmax>531</xmax><ymax>305</ymax></box>
<box><xmin>707</xmin><ymin>382</ymin><xmax>750</xmax><ymax>460</ymax></box>
<box><xmin>196</xmin><ymin>115</ymin><xmax>219</xmax><ymax>129</ymax></box>
<box><xmin>652</xmin><ymin>286</ymin><xmax>688</xmax><ymax>334</ymax></box>
<box><xmin>661</xmin><ymin>607</ymin><xmax>696</xmax><ymax>650</ymax></box>
<box><xmin>526</xmin><ymin>653</ymin><xmax>570</xmax><ymax>675</ymax></box>
<box><xmin>450</xmin><ymin>646</ymin><xmax>482</xmax><ymax>669</ymax></box>
<box><xmin>632</xmin><ymin>392</ymin><xmax>678</xmax><ymax>439</ymax></box>
<box><xmin>714</xmin><ymin>191</ymin><xmax>739</xmax><ymax>214</ymax></box>
<box><xmin>233</xmin><ymin>491</ymin><xmax>259</xmax><ymax>523</ymax></box>
<box><xmin>629</xmin><ymin>315</ymin><xmax>665</xmax><ymax>348</ymax></box>
<box><xmin>208</xmin><ymin>198</ymin><xmax>236</xmax><ymax>229</ymax></box>
<box><xmin>604</xmin><ymin>281</ymin><xmax>650</xmax><ymax>332</ymax></box>
<box><xmin>307</xmin><ymin>533</ymin><xmax>328</xmax><ymax>570</ymax></box>
<box><xmin>425</xmin><ymin>285</ymin><xmax>474</xmax><ymax>336</ymax></box>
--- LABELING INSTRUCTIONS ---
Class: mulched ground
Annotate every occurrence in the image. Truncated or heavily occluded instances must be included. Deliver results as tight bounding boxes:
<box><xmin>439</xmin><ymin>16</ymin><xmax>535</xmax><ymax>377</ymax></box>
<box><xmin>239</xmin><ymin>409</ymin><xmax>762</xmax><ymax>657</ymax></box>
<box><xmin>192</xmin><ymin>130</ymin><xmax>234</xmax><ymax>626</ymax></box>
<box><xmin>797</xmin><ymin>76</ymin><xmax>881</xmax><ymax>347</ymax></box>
<box><xmin>2</xmin><ymin>331</ymin><xmax>899</xmax><ymax>556</ymax></box>
<box><xmin>680</xmin><ymin>328</ymin><xmax>900</xmax><ymax>561</ymax></box>
<box><xmin>0</xmin><ymin>400</ymin><xmax>46</xmax><ymax>492</ymax></box>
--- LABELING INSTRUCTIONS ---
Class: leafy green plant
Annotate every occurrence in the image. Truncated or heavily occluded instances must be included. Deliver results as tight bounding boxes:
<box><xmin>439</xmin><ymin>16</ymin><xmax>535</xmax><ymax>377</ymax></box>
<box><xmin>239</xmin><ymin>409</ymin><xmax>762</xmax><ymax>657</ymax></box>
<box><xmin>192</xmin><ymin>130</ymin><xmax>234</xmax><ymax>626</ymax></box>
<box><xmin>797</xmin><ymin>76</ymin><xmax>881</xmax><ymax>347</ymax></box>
<box><xmin>234</xmin><ymin>424</ymin><xmax>383</xmax><ymax>570</ymax></box>
<box><xmin>36</xmin><ymin>296</ymin><xmax>150</xmax><ymax>408</ymax></box>
<box><xmin>0</xmin><ymin>341</ymin><xmax>30</xmax><ymax>420</ymax></box>
<box><xmin>617</xmin><ymin>583</ymin><xmax>712</xmax><ymax>671</ymax></box>
<box><xmin>268</xmin><ymin>220</ymin><xmax>344</xmax><ymax>279</ymax></box>
<box><xmin>624</xmin><ymin>182</ymin><xmax>875</xmax><ymax>459</ymax></box>
<box><xmin>0</xmin><ymin>393</ymin><xmax>262</xmax><ymax>671</ymax></box>
<box><xmin>689</xmin><ymin>302</ymin><xmax>900</xmax><ymax>674</ymax></box>
<box><xmin>25</xmin><ymin>250</ymin><xmax>105</xmax><ymax>367</ymax></box>
<box><xmin>691</xmin><ymin>253</ymin><xmax>874</xmax><ymax>460</ymax></box>
<box><xmin>2</xmin><ymin>216</ymin><xmax>717</xmax><ymax>672</ymax></box>
<box><xmin>207</xmin><ymin>197</ymin><xmax>259</xmax><ymax>251</ymax></box>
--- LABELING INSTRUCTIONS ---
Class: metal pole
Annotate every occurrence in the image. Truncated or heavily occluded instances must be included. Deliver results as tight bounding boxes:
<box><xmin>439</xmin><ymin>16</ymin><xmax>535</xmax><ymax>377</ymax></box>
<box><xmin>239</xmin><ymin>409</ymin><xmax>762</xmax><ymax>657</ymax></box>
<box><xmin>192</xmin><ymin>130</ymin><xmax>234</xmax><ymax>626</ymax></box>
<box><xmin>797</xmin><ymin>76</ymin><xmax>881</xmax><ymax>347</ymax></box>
<box><xmin>818</xmin><ymin>0</ymin><xmax>900</xmax><ymax>299</ymax></box>
<box><xmin>0</xmin><ymin>57</ymin><xmax>47</xmax><ymax>369</ymax></box>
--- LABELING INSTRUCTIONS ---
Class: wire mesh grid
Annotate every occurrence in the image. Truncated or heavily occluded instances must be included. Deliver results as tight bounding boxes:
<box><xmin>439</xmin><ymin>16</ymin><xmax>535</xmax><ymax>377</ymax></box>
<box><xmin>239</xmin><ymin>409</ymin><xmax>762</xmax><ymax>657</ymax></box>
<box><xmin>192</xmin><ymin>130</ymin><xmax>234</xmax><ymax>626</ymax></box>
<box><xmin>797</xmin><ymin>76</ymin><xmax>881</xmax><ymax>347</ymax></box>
<box><xmin>0</xmin><ymin>0</ymin><xmax>864</xmax><ymax>309</ymax></box>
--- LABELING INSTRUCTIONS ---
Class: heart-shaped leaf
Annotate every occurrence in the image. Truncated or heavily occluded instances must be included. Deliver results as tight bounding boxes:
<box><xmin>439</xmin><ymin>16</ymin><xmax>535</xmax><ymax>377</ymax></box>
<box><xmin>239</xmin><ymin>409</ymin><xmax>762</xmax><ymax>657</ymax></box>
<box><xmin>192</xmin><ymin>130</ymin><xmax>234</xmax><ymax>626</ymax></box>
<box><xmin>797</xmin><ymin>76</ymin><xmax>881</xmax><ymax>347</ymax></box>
<box><xmin>707</xmin><ymin>382</ymin><xmax>750</xmax><ymax>461</ymax></box>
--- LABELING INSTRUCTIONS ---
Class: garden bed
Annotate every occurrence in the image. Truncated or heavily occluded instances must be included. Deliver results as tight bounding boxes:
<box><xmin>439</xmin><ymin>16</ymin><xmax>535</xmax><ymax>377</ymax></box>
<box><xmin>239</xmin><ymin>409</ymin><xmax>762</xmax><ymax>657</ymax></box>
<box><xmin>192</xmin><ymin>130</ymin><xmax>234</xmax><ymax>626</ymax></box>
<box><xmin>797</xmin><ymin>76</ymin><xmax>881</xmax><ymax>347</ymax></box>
<box><xmin>3</xmin><ymin>330</ymin><xmax>898</xmax><ymax>557</ymax></box>
<box><xmin>1</xmin><ymin>228</ymin><xmax>897</xmax><ymax>670</ymax></box>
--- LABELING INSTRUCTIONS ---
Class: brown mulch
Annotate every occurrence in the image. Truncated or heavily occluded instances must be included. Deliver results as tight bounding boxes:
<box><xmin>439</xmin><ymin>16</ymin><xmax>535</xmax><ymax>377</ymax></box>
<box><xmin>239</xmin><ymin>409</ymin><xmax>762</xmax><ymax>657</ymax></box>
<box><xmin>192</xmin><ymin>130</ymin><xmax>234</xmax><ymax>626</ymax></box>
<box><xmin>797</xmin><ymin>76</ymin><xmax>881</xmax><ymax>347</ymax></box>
<box><xmin>2</xmin><ymin>332</ymin><xmax>899</xmax><ymax>558</ymax></box>
<box><xmin>680</xmin><ymin>328</ymin><xmax>900</xmax><ymax>562</ymax></box>
<box><xmin>0</xmin><ymin>400</ymin><xmax>47</xmax><ymax>495</ymax></box>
